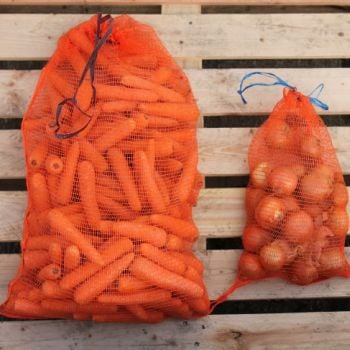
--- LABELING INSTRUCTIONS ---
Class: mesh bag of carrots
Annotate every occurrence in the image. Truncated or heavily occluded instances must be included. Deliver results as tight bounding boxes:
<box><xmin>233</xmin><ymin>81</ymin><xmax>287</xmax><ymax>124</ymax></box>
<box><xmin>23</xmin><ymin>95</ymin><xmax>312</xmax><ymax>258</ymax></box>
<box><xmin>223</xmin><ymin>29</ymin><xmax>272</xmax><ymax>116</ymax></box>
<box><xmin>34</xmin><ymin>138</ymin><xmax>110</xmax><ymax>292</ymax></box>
<box><xmin>0</xmin><ymin>14</ymin><xmax>210</xmax><ymax>322</ymax></box>
<box><xmin>227</xmin><ymin>73</ymin><xmax>349</xmax><ymax>297</ymax></box>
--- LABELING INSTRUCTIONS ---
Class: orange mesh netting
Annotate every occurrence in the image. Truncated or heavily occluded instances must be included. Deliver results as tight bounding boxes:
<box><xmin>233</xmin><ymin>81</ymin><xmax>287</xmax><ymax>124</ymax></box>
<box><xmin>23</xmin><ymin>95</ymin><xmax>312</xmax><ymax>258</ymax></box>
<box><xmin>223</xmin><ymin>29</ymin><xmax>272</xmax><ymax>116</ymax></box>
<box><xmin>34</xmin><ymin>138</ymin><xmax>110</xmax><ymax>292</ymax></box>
<box><xmin>0</xmin><ymin>14</ymin><xmax>209</xmax><ymax>322</ymax></box>
<box><xmin>211</xmin><ymin>73</ymin><xmax>350</xmax><ymax>309</ymax></box>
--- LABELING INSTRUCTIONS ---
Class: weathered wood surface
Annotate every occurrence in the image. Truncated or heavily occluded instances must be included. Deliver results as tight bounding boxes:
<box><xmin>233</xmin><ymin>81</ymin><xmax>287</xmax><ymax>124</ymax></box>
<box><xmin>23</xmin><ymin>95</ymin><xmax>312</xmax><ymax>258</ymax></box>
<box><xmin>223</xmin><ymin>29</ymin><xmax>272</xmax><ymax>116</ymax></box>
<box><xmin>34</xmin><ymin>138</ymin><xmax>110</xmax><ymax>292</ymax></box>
<box><xmin>0</xmin><ymin>14</ymin><xmax>349</xmax><ymax>60</ymax></box>
<box><xmin>1</xmin><ymin>69</ymin><xmax>350</xmax><ymax>118</ymax></box>
<box><xmin>2</xmin><ymin>0</ymin><xmax>350</xmax><ymax>6</ymax></box>
<box><xmin>1</xmin><ymin>187</ymin><xmax>350</xmax><ymax>241</ymax></box>
<box><xmin>0</xmin><ymin>127</ymin><xmax>349</xmax><ymax>178</ymax></box>
<box><xmin>1</xmin><ymin>312</ymin><xmax>350</xmax><ymax>349</ymax></box>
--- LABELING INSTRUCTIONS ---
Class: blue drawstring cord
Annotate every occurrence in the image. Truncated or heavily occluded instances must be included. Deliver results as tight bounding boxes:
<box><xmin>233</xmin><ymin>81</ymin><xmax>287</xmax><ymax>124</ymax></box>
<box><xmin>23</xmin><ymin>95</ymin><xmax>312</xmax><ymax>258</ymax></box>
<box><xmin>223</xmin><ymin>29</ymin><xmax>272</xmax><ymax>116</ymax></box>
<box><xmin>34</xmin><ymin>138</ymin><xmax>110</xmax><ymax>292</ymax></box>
<box><xmin>237</xmin><ymin>71</ymin><xmax>329</xmax><ymax>111</ymax></box>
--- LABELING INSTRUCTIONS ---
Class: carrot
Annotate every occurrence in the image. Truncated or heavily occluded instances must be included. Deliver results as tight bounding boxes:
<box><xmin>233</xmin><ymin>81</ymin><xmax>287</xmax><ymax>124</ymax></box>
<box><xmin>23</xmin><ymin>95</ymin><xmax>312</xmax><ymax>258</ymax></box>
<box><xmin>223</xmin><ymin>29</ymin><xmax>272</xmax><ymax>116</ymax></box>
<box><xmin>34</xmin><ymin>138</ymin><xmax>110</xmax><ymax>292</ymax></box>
<box><xmin>48</xmin><ymin>242</ymin><xmax>62</xmax><ymax>265</ymax></box>
<box><xmin>117</xmin><ymin>276</ymin><xmax>151</xmax><ymax>293</ymax></box>
<box><xmin>145</xmin><ymin>139</ymin><xmax>155</xmax><ymax>170</ymax></box>
<box><xmin>157</xmin><ymin>300</ymin><xmax>193</xmax><ymax>319</ymax></box>
<box><xmin>64</xmin><ymin>245</ymin><xmax>81</xmax><ymax>270</ymax></box>
<box><xmin>120</xmin><ymin>75</ymin><xmax>185</xmax><ymax>103</ymax></box>
<box><xmin>68</xmin><ymin>213</ymin><xmax>86</xmax><ymax>227</ymax></box>
<box><xmin>108</xmin><ymin>148</ymin><xmax>141</xmax><ymax>212</ymax></box>
<box><xmin>165</xmin><ymin>128</ymin><xmax>196</xmax><ymax>144</ymax></box>
<box><xmin>96</xmin><ymin>175</ymin><xmax>122</xmax><ymax>192</ymax></box>
<box><xmin>47</xmin><ymin>209</ymin><xmax>104</xmax><ymax>265</ymax></box>
<box><xmin>74</xmin><ymin>252</ymin><xmax>134</xmax><ymax>305</ymax></box>
<box><xmin>166</xmin><ymin>204</ymin><xmax>192</xmax><ymax>220</ymax></box>
<box><xmin>101</xmin><ymin>101</ymin><xmax>137</xmax><ymax>113</ymax></box>
<box><xmin>187</xmin><ymin>296</ymin><xmax>210</xmax><ymax>315</ymax></box>
<box><xmin>174</xmin><ymin>151</ymin><xmax>198</xmax><ymax>203</ymax></box>
<box><xmin>123</xmin><ymin>55</ymin><xmax>158</xmax><ymax>69</ymax></box>
<box><xmin>165</xmin><ymin>234</ymin><xmax>185</xmax><ymax>251</ymax></box>
<box><xmin>79</xmin><ymin>140</ymin><xmax>108</xmax><ymax>172</ymax></box>
<box><xmin>95</xmin><ymin>118</ymin><xmax>136</xmax><ymax>152</ymax></box>
<box><xmin>146</xmin><ymin>115</ymin><xmax>179</xmax><ymax>128</ymax></box>
<box><xmin>140</xmin><ymin>243</ymin><xmax>186</xmax><ymax>275</ymax></box>
<box><xmin>98</xmin><ymin>288</ymin><xmax>171</xmax><ymax>305</ymax></box>
<box><xmin>37</xmin><ymin>263</ymin><xmax>61</xmax><ymax>280</ymax></box>
<box><xmin>159</xmin><ymin>159</ymin><xmax>183</xmax><ymax>174</ymax></box>
<box><xmin>49</xmin><ymin>70</ymin><xmax>74</xmax><ymax>98</ymax></box>
<box><xmin>26</xmin><ymin>212</ymin><xmax>41</xmax><ymax>236</ymax></box>
<box><xmin>170</xmin><ymin>252</ymin><xmax>204</xmax><ymax>274</ymax></box>
<box><xmin>76</xmin><ymin>79</ymin><xmax>93</xmax><ymax>111</ymax></box>
<box><xmin>57</xmin><ymin>142</ymin><xmax>80</xmax><ymax>205</ymax></box>
<box><xmin>134</xmin><ymin>150</ymin><xmax>166</xmax><ymax>213</ymax></box>
<box><xmin>119</xmin><ymin>138</ymin><xmax>174</xmax><ymax>158</ymax></box>
<box><xmin>26</xmin><ymin>236</ymin><xmax>59</xmax><ymax>251</ymax></box>
<box><xmin>96</xmin><ymin>185</ymin><xmax>125</xmax><ymax>202</ymax></box>
<box><xmin>125</xmin><ymin>305</ymin><xmax>148</xmax><ymax>321</ymax></box>
<box><xmin>45</xmin><ymin>155</ymin><xmax>64</xmax><ymax>175</ymax></box>
<box><xmin>188</xmin><ymin>173</ymin><xmax>204</xmax><ymax>206</ymax></box>
<box><xmin>154</xmin><ymin>172</ymin><xmax>171</xmax><ymax>207</ymax></box>
<box><xmin>130</xmin><ymin>257</ymin><xmax>204</xmax><ymax>299</ymax></box>
<box><xmin>139</xmin><ymin>102</ymin><xmax>199</xmax><ymax>121</ymax></box>
<box><xmin>151</xmin><ymin>66</ymin><xmax>172</xmax><ymax>84</ymax></box>
<box><xmin>99</xmin><ymin>221</ymin><xmax>167</xmax><ymax>248</ymax></box>
<box><xmin>134</xmin><ymin>112</ymin><xmax>149</xmax><ymax>131</ymax></box>
<box><xmin>97</xmin><ymin>194</ymin><xmax>135</xmax><ymax>220</ymax></box>
<box><xmin>56</xmin><ymin>203</ymin><xmax>82</xmax><ymax>216</ymax></box>
<box><xmin>27</xmin><ymin>288</ymin><xmax>44</xmax><ymax>302</ymax></box>
<box><xmin>14</xmin><ymin>298</ymin><xmax>53</xmax><ymax>318</ymax></box>
<box><xmin>60</xmin><ymin>238</ymin><xmax>133</xmax><ymax>290</ymax></box>
<box><xmin>23</xmin><ymin>250</ymin><xmax>50</xmax><ymax>270</ymax></box>
<box><xmin>16</xmin><ymin>291</ymin><xmax>28</xmax><ymax>299</ymax></box>
<box><xmin>28</xmin><ymin>141</ymin><xmax>48</xmax><ymax>169</ymax></box>
<box><xmin>67</xmin><ymin>28</ymin><xmax>94</xmax><ymax>56</ymax></box>
<box><xmin>92</xmin><ymin>312</ymin><xmax>139</xmax><ymax>323</ymax></box>
<box><xmin>30</xmin><ymin>173</ymin><xmax>51</xmax><ymax>212</ymax></box>
<box><xmin>42</xmin><ymin>280</ymin><xmax>71</xmax><ymax>299</ymax></box>
<box><xmin>46</xmin><ymin>174</ymin><xmax>58</xmax><ymax>205</ymax></box>
<box><xmin>62</xmin><ymin>39</ymin><xmax>88</xmax><ymax>76</ymax></box>
<box><xmin>78</xmin><ymin>161</ymin><xmax>101</xmax><ymax>228</ymax></box>
<box><xmin>96</xmin><ymin>84</ymin><xmax>159</xmax><ymax>102</ymax></box>
<box><xmin>150</xmin><ymin>214</ymin><xmax>199</xmax><ymax>241</ymax></box>
<box><xmin>41</xmin><ymin>299</ymin><xmax>119</xmax><ymax>315</ymax></box>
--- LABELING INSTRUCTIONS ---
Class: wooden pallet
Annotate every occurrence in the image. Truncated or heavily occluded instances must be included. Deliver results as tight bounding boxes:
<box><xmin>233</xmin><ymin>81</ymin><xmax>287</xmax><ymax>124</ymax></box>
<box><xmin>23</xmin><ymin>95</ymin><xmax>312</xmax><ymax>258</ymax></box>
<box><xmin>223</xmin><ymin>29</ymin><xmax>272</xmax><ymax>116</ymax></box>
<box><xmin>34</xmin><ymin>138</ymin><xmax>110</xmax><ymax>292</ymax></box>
<box><xmin>1</xmin><ymin>1</ymin><xmax>350</xmax><ymax>349</ymax></box>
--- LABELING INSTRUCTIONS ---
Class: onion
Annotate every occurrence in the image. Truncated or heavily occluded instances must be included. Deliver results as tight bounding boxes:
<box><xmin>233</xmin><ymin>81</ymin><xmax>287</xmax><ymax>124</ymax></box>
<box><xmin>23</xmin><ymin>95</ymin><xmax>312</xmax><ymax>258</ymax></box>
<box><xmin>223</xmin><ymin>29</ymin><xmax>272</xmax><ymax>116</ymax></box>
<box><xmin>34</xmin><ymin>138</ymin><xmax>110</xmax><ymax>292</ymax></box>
<box><xmin>245</xmin><ymin>188</ymin><xmax>265</xmax><ymax>218</ymax></box>
<box><xmin>300</xmin><ymin>135</ymin><xmax>322</xmax><ymax>158</ymax></box>
<box><xmin>334</xmin><ymin>171</ymin><xmax>345</xmax><ymax>184</ymax></box>
<box><xmin>273</xmin><ymin>239</ymin><xmax>297</xmax><ymax>264</ymax></box>
<box><xmin>282</xmin><ymin>196</ymin><xmax>300</xmax><ymax>212</ymax></box>
<box><xmin>318</xmin><ymin>248</ymin><xmax>347</xmax><ymax>277</ymax></box>
<box><xmin>255</xmin><ymin>196</ymin><xmax>286</xmax><ymax>230</ymax></box>
<box><xmin>268</xmin><ymin>166</ymin><xmax>298</xmax><ymax>196</ymax></box>
<box><xmin>265</xmin><ymin>121</ymin><xmax>292</xmax><ymax>150</ymax></box>
<box><xmin>259</xmin><ymin>241</ymin><xmax>287</xmax><ymax>272</ymax></box>
<box><xmin>331</xmin><ymin>183</ymin><xmax>348</xmax><ymax>207</ymax></box>
<box><xmin>283</xmin><ymin>210</ymin><xmax>314</xmax><ymax>244</ymax></box>
<box><xmin>300</xmin><ymin>165</ymin><xmax>334</xmax><ymax>202</ymax></box>
<box><xmin>291</xmin><ymin>259</ymin><xmax>318</xmax><ymax>285</ymax></box>
<box><xmin>238</xmin><ymin>253</ymin><xmax>266</xmax><ymax>280</ymax></box>
<box><xmin>290</xmin><ymin>164</ymin><xmax>306</xmax><ymax>178</ymax></box>
<box><xmin>327</xmin><ymin>208</ymin><xmax>349</xmax><ymax>239</ymax></box>
<box><xmin>242</xmin><ymin>224</ymin><xmax>273</xmax><ymax>253</ymax></box>
<box><xmin>251</xmin><ymin>162</ymin><xmax>272</xmax><ymax>189</ymax></box>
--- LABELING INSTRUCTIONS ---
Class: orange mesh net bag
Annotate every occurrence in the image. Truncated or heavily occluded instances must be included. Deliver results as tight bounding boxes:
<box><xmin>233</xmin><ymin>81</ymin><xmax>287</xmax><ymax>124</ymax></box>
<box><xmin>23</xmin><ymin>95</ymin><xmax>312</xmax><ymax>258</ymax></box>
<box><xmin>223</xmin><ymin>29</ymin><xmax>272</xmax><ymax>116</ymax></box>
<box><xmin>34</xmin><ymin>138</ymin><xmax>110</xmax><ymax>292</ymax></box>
<box><xmin>210</xmin><ymin>72</ymin><xmax>350</xmax><ymax>308</ymax></box>
<box><xmin>0</xmin><ymin>14</ymin><xmax>210</xmax><ymax>322</ymax></box>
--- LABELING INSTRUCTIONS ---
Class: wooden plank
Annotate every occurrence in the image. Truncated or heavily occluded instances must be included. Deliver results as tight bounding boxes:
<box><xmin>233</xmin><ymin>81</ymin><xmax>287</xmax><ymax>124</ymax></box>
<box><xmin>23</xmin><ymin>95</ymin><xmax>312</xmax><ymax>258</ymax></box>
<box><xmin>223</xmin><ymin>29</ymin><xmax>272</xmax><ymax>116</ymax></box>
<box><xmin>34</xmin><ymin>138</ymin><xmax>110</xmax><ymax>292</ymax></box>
<box><xmin>2</xmin><ymin>0</ymin><xmax>350</xmax><ymax>5</ymax></box>
<box><xmin>0</xmin><ymin>14</ymin><xmax>349</xmax><ymax>60</ymax></box>
<box><xmin>2</xmin><ymin>127</ymin><xmax>350</xmax><ymax>178</ymax></box>
<box><xmin>1</xmin><ymin>313</ymin><xmax>350</xmax><ymax>350</ymax></box>
<box><xmin>1</xmin><ymin>68</ymin><xmax>350</xmax><ymax>118</ymax></box>
<box><xmin>3</xmin><ymin>249</ymin><xmax>350</xmax><ymax>303</ymax></box>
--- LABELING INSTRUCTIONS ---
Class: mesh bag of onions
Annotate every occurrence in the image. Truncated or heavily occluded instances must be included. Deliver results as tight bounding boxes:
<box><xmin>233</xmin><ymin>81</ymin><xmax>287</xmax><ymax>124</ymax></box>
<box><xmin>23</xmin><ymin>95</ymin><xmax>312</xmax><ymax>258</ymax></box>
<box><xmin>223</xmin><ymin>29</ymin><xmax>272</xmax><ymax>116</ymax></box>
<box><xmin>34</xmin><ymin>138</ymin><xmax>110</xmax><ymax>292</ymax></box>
<box><xmin>0</xmin><ymin>14</ymin><xmax>209</xmax><ymax>322</ymax></box>
<box><xmin>237</xmin><ymin>74</ymin><xmax>349</xmax><ymax>289</ymax></box>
